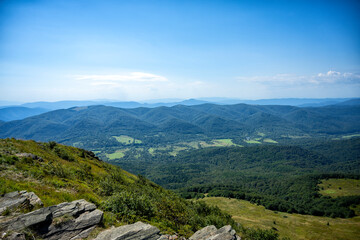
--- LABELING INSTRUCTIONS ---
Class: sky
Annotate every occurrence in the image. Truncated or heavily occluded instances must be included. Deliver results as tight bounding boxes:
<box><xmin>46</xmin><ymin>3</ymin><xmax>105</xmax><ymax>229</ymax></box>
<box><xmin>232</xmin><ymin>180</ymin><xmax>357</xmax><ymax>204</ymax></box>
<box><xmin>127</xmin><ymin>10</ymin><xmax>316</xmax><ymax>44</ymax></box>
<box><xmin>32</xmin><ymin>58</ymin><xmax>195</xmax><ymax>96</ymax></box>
<box><xmin>0</xmin><ymin>0</ymin><xmax>359</xmax><ymax>102</ymax></box>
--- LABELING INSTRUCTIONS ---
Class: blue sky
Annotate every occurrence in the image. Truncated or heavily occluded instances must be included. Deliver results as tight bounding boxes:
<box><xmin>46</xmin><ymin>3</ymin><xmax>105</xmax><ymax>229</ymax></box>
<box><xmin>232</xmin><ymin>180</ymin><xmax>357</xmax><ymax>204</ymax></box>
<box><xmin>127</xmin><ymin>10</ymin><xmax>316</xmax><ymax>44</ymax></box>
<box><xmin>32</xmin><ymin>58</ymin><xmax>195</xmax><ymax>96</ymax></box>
<box><xmin>0</xmin><ymin>0</ymin><xmax>359</xmax><ymax>102</ymax></box>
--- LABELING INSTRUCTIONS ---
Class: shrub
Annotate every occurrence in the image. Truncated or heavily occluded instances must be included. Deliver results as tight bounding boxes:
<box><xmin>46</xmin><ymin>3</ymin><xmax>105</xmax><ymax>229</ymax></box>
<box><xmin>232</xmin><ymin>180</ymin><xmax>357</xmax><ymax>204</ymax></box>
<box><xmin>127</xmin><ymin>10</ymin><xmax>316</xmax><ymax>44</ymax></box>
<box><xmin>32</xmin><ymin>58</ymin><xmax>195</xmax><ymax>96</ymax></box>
<box><xmin>45</xmin><ymin>162</ymin><xmax>70</xmax><ymax>178</ymax></box>
<box><xmin>102</xmin><ymin>191</ymin><xmax>156</xmax><ymax>221</ymax></box>
<box><xmin>243</xmin><ymin>228</ymin><xmax>279</xmax><ymax>240</ymax></box>
<box><xmin>53</xmin><ymin>147</ymin><xmax>75</xmax><ymax>162</ymax></box>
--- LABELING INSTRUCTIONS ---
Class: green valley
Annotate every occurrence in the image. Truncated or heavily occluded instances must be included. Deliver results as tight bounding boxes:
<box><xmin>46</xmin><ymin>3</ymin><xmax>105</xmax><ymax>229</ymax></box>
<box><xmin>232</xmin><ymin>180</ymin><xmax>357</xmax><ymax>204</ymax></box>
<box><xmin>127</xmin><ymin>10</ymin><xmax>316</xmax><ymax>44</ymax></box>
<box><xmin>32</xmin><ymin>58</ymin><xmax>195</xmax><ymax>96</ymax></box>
<box><xmin>202</xmin><ymin>197</ymin><xmax>360</xmax><ymax>240</ymax></box>
<box><xmin>0</xmin><ymin>103</ymin><xmax>359</xmax><ymax>239</ymax></box>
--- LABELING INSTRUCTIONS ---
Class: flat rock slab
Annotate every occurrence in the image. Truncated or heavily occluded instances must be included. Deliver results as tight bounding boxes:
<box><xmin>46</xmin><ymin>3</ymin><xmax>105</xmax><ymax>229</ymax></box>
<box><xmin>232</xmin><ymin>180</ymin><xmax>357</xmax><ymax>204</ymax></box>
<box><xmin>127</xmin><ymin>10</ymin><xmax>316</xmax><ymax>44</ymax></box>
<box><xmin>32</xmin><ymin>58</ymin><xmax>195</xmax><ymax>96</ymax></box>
<box><xmin>0</xmin><ymin>190</ymin><xmax>42</xmax><ymax>214</ymax></box>
<box><xmin>41</xmin><ymin>209</ymin><xmax>103</xmax><ymax>240</ymax></box>
<box><xmin>189</xmin><ymin>226</ymin><xmax>217</xmax><ymax>240</ymax></box>
<box><xmin>95</xmin><ymin>221</ymin><xmax>161</xmax><ymax>240</ymax></box>
<box><xmin>189</xmin><ymin>225</ymin><xmax>240</xmax><ymax>240</ymax></box>
<box><xmin>0</xmin><ymin>198</ymin><xmax>103</xmax><ymax>240</ymax></box>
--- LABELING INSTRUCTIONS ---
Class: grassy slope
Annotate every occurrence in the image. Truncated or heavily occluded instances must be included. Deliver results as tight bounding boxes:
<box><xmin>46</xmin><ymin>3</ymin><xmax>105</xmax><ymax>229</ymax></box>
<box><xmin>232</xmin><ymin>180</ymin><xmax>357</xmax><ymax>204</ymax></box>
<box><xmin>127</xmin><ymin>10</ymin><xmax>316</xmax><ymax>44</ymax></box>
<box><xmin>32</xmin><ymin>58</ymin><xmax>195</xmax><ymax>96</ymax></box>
<box><xmin>0</xmin><ymin>139</ymin><xmax>240</xmax><ymax>237</ymax></box>
<box><xmin>202</xmin><ymin>197</ymin><xmax>360</xmax><ymax>240</ymax></box>
<box><xmin>319</xmin><ymin>179</ymin><xmax>360</xmax><ymax>197</ymax></box>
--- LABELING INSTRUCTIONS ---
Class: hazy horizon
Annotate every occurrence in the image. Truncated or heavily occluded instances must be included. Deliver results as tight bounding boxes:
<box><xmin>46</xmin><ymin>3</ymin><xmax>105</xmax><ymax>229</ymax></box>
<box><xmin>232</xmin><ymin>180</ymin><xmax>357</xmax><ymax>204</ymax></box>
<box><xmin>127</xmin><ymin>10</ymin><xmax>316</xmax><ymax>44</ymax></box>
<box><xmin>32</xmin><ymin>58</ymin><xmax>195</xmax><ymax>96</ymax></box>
<box><xmin>1</xmin><ymin>0</ymin><xmax>359</xmax><ymax>102</ymax></box>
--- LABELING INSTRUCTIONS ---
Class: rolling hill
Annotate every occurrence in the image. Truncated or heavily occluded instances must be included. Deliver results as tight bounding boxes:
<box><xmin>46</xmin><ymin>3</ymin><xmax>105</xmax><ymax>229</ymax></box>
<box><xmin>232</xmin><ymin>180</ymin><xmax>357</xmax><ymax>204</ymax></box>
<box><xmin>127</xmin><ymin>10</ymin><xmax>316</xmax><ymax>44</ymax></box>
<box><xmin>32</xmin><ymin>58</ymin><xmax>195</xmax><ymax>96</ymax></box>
<box><xmin>0</xmin><ymin>107</ymin><xmax>49</xmax><ymax>121</ymax></box>
<box><xmin>0</xmin><ymin>104</ymin><xmax>359</xmax><ymax>150</ymax></box>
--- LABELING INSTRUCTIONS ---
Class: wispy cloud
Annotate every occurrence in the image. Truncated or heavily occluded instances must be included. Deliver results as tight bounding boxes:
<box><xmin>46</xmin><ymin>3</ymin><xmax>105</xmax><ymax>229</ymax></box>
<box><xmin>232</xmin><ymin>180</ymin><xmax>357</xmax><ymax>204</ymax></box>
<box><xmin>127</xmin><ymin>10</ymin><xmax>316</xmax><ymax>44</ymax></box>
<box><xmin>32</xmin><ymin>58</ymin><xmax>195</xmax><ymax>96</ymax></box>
<box><xmin>237</xmin><ymin>70</ymin><xmax>360</xmax><ymax>86</ymax></box>
<box><xmin>73</xmin><ymin>72</ymin><xmax>168</xmax><ymax>87</ymax></box>
<box><xmin>68</xmin><ymin>71</ymin><xmax>211</xmax><ymax>100</ymax></box>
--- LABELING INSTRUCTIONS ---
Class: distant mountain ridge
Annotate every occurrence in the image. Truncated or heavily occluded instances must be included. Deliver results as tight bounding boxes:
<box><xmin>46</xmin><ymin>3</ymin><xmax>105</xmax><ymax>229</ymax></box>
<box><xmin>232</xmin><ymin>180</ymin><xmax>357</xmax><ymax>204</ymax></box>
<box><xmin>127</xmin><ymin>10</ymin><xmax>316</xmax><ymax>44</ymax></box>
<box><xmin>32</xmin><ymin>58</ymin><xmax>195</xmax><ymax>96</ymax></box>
<box><xmin>18</xmin><ymin>99</ymin><xmax>211</xmax><ymax>110</ymax></box>
<box><xmin>0</xmin><ymin>107</ymin><xmax>49</xmax><ymax>121</ymax></box>
<box><xmin>2</xmin><ymin>97</ymin><xmax>357</xmax><ymax>110</ymax></box>
<box><xmin>0</xmin><ymin>97</ymin><xmax>357</xmax><ymax>122</ymax></box>
<box><xmin>0</xmin><ymin>103</ymin><xmax>359</xmax><ymax>149</ymax></box>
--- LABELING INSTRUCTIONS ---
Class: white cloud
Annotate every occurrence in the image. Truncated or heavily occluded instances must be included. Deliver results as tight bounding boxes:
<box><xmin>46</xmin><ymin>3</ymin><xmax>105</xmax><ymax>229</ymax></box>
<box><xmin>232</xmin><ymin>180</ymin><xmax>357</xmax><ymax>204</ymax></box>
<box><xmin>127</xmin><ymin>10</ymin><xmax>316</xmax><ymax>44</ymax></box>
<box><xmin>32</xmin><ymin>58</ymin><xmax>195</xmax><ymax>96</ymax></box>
<box><xmin>68</xmin><ymin>71</ymin><xmax>212</xmax><ymax>101</ymax></box>
<box><xmin>73</xmin><ymin>72</ymin><xmax>168</xmax><ymax>86</ymax></box>
<box><xmin>237</xmin><ymin>70</ymin><xmax>360</xmax><ymax>86</ymax></box>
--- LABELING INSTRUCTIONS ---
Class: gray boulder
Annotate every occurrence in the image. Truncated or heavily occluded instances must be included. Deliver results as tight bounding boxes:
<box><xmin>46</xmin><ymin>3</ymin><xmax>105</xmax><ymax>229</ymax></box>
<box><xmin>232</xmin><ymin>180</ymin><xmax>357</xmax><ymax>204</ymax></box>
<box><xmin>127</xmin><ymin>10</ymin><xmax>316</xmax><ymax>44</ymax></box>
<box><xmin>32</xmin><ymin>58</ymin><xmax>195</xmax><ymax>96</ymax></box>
<box><xmin>189</xmin><ymin>225</ymin><xmax>240</xmax><ymax>240</ymax></box>
<box><xmin>0</xmin><ymin>205</ymin><xmax>52</xmax><ymax>232</ymax></box>
<box><xmin>0</xmin><ymin>190</ymin><xmax>43</xmax><ymax>214</ymax></box>
<box><xmin>50</xmin><ymin>199</ymin><xmax>97</xmax><ymax>218</ymax></box>
<box><xmin>189</xmin><ymin>226</ymin><xmax>217</xmax><ymax>240</ymax></box>
<box><xmin>40</xmin><ymin>209</ymin><xmax>103</xmax><ymax>240</ymax></box>
<box><xmin>0</xmin><ymin>198</ymin><xmax>103</xmax><ymax>240</ymax></box>
<box><xmin>95</xmin><ymin>221</ymin><xmax>161</xmax><ymax>240</ymax></box>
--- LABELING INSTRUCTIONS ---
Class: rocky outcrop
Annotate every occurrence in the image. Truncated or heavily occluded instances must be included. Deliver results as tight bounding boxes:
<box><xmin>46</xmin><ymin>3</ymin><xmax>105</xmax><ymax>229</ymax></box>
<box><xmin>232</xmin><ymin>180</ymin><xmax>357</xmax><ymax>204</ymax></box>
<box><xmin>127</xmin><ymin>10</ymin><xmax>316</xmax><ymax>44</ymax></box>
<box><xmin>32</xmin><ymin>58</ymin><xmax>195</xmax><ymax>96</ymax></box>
<box><xmin>0</xmin><ymin>190</ymin><xmax>43</xmax><ymax>214</ymax></box>
<box><xmin>94</xmin><ymin>222</ymin><xmax>240</xmax><ymax>240</ymax></box>
<box><xmin>189</xmin><ymin>226</ymin><xmax>217</xmax><ymax>240</ymax></box>
<box><xmin>0</xmin><ymin>192</ymin><xmax>103</xmax><ymax>240</ymax></box>
<box><xmin>189</xmin><ymin>225</ymin><xmax>240</xmax><ymax>240</ymax></box>
<box><xmin>0</xmin><ymin>191</ymin><xmax>242</xmax><ymax>240</ymax></box>
<box><xmin>95</xmin><ymin>221</ymin><xmax>161</xmax><ymax>240</ymax></box>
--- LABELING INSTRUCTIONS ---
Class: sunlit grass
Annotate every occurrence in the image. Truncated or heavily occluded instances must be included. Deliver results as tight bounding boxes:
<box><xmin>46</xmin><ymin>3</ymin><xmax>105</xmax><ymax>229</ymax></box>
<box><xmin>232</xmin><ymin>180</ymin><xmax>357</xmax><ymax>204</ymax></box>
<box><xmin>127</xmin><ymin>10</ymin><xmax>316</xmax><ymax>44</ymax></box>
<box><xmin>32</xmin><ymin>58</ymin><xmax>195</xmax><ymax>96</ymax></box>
<box><xmin>263</xmin><ymin>138</ymin><xmax>278</xmax><ymax>143</ymax></box>
<box><xmin>244</xmin><ymin>140</ymin><xmax>262</xmax><ymax>144</ymax></box>
<box><xmin>106</xmin><ymin>149</ymin><xmax>129</xmax><ymax>159</ymax></box>
<box><xmin>318</xmin><ymin>179</ymin><xmax>360</xmax><ymax>198</ymax></box>
<box><xmin>112</xmin><ymin>135</ymin><xmax>142</xmax><ymax>145</ymax></box>
<box><xmin>201</xmin><ymin>197</ymin><xmax>360</xmax><ymax>240</ymax></box>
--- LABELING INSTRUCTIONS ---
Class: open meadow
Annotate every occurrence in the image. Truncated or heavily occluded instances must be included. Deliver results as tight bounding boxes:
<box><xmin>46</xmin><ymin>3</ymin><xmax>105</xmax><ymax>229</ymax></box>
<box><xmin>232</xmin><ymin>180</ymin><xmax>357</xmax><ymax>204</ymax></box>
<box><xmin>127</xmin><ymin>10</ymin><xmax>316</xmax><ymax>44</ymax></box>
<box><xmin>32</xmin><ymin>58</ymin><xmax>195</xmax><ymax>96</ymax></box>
<box><xmin>201</xmin><ymin>197</ymin><xmax>360</xmax><ymax>240</ymax></box>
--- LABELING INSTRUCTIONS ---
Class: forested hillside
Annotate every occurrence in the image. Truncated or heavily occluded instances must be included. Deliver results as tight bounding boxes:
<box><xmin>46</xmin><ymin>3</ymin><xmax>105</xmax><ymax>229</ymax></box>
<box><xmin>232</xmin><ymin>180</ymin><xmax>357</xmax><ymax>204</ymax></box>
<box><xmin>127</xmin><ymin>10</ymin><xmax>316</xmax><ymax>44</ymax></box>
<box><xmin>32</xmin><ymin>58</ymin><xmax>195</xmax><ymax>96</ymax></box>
<box><xmin>114</xmin><ymin>138</ymin><xmax>360</xmax><ymax>218</ymax></box>
<box><xmin>0</xmin><ymin>104</ymin><xmax>359</xmax><ymax>159</ymax></box>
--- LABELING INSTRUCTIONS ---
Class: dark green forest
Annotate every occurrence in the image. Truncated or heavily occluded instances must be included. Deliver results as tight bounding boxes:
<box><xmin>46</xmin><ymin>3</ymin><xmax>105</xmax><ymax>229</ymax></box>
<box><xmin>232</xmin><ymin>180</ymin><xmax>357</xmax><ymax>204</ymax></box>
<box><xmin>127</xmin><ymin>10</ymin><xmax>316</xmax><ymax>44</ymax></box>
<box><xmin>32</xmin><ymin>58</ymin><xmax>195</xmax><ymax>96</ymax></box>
<box><xmin>113</xmin><ymin>138</ymin><xmax>360</xmax><ymax>218</ymax></box>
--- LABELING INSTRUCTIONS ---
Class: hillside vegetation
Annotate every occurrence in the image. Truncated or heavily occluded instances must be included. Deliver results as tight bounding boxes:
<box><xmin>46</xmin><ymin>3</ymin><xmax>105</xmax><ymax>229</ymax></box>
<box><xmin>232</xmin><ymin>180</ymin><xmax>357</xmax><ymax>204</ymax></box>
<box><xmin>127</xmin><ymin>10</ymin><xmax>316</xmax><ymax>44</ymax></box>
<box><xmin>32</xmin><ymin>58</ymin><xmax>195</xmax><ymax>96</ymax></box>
<box><xmin>0</xmin><ymin>138</ymin><xmax>250</xmax><ymax>238</ymax></box>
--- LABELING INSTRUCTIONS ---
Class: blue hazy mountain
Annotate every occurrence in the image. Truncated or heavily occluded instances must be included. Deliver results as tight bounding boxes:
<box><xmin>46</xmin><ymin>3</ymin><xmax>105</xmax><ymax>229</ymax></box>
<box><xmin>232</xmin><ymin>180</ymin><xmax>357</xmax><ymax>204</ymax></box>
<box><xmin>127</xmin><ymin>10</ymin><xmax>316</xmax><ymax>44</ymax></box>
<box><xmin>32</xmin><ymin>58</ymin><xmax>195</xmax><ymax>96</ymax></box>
<box><xmin>0</xmin><ymin>98</ymin><xmax>356</xmax><ymax>122</ymax></box>
<box><xmin>0</xmin><ymin>103</ymin><xmax>359</xmax><ymax>146</ymax></box>
<box><xmin>2</xmin><ymin>98</ymin><xmax>355</xmax><ymax>111</ymax></box>
<box><xmin>0</xmin><ymin>107</ymin><xmax>50</xmax><ymax>121</ymax></box>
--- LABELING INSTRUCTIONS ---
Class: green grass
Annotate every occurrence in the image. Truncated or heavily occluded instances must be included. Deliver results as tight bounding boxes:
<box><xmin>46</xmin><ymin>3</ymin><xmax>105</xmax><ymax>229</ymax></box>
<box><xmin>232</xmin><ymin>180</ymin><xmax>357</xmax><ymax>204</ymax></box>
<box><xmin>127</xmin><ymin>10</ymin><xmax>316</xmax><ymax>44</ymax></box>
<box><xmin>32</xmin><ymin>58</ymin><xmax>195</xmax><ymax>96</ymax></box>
<box><xmin>263</xmin><ymin>138</ymin><xmax>278</xmax><ymax>143</ymax></box>
<box><xmin>198</xmin><ymin>139</ymin><xmax>241</xmax><ymax>148</ymax></box>
<box><xmin>280</xmin><ymin>135</ymin><xmax>310</xmax><ymax>139</ymax></box>
<box><xmin>106</xmin><ymin>149</ymin><xmax>128</xmax><ymax>159</ymax></box>
<box><xmin>341</xmin><ymin>134</ymin><xmax>360</xmax><ymax>139</ymax></box>
<box><xmin>318</xmin><ymin>179</ymin><xmax>360</xmax><ymax>198</ymax></box>
<box><xmin>212</xmin><ymin>139</ymin><xmax>238</xmax><ymax>146</ymax></box>
<box><xmin>169</xmin><ymin>146</ymin><xmax>188</xmax><ymax>156</ymax></box>
<box><xmin>113</xmin><ymin>135</ymin><xmax>142</xmax><ymax>145</ymax></box>
<box><xmin>146</xmin><ymin>139</ymin><xmax>241</xmax><ymax>157</ymax></box>
<box><xmin>244</xmin><ymin>140</ymin><xmax>262</xmax><ymax>144</ymax></box>
<box><xmin>148</xmin><ymin>148</ymin><xmax>155</xmax><ymax>155</ymax></box>
<box><xmin>183</xmin><ymin>141</ymin><xmax>201</xmax><ymax>149</ymax></box>
<box><xmin>201</xmin><ymin>197</ymin><xmax>360</xmax><ymax>240</ymax></box>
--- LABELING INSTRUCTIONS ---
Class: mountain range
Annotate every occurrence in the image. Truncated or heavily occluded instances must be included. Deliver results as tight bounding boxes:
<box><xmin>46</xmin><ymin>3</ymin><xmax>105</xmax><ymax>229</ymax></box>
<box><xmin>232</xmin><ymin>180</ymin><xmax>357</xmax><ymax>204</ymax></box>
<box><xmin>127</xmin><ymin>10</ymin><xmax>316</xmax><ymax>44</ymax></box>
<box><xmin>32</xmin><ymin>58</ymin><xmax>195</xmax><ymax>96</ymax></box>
<box><xmin>0</xmin><ymin>98</ymin><xmax>358</xmax><ymax>122</ymax></box>
<box><xmin>0</xmin><ymin>102</ymin><xmax>359</xmax><ymax>150</ymax></box>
